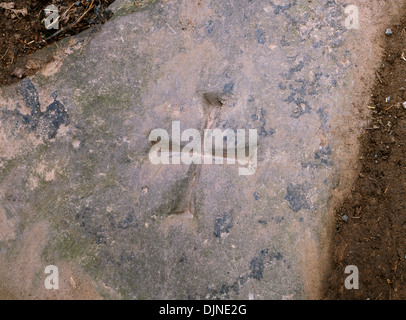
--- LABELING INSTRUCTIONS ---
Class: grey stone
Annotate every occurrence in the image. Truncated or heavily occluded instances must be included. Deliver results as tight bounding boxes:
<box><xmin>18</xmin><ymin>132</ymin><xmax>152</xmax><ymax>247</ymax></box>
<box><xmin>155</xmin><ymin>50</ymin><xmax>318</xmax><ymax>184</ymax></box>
<box><xmin>0</xmin><ymin>0</ymin><xmax>400</xmax><ymax>300</ymax></box>
<box><xmin>213</xmin><ymin>213</ymin><xmax>233</xmax><ymax>238</ymax></box>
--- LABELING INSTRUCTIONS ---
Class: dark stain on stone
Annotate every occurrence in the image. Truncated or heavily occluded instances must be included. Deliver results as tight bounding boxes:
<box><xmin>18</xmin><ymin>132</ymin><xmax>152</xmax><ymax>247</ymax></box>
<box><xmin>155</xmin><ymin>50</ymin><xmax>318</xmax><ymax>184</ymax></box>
<box><xmin>205</xmin><ymin>248</ymin><xmax>285</xmax><ymax>299</ymax></box>
<box><xmin>4</xmin><ymin>78</ymin><xmax>70</xmax><ymax>139</ymax></box>
<box><xmin>206</xmin><ymin>280</ymin><xmax>240</xmax><ymax>300</ymax></box>
<box><xmin>260</xmin><ymin>126</ymin><xmax>275</xmax><ymax>137</ymax></box>
<box><xmin>213</xmin><ymin>212</ymin><xmax>233</xmax><ymax>238</ymax></box>
<box><xmin>223</xmin><ymin>81</ymin><xmax>234</xmax><ymax>94</ymax></box>
<box><xmin>271</xmin><ymin>216</ymin><xmax>284</xmax><ymax>224</ymax></box>
<box><xmin>269</xmin><ymin>0</ymin><xmax>297</xmax><ymax>15</ymax></box>
<box><xmin>317</xmin><ymin>106</ymin><xmax>329</xmax><ymax>131</ymax></box>
<box><xmin>314</xmin><ymin>145</ymin><xmax>332</xmax><ymax>166</ymax></box>
<box><xmin>313</xmin><ymin>40</ymin><xmax>324</xmax><ymax>49</ymax></box>
<box><xmin>270</xmin><ymin>252</ymin><xmax>283</xmax><ymax>261</ymax></box>
<box><xmin>179</xmin><ymin>253</ymin><xmax>187</xmax><ymax>264</ymax></box>
<box><xmin>19</xmin><ymin>77</ymin><xmax>41</xmax><ymax>120</ymax></box>
<box><xmin>117</xmin><ymin>210</ymin><xmax>138</xmax><ymax>229</ymax></box>
<box><xmin>332</xmin><ymin>38</ymin><xmax>344</xmax><ymax>48</ymax></box>
<box><xmin>248</xmin><ymin>248</ymin><xmax>281</xmax><ymax>280</ymax></box>
<box><xmin>280</xmin><ymin>35</ymin><xmax>290</xmax><ymax>47</ymax></box>
<box><xmin>257</xmin><ymin>108</ymin><xmax>275</xmax><ymax>137</ymax></box>
<box><xmin>288</xmin><ymin>61</ymin><xmax>305</xmax><ymax>75</ymax></box>
<box><xmin>75</xmin><ymin>207</ymin><xmax>106</xmax><ymax>244</ymax></box>
<box><xmin>285</xmin><ymin>183</ymin><xmax>311</xmax><ymax>212</ymax></box>
<box><xmin>302</xmin><ymin>145</ymin><xmax>333</xmax><ymax>168</ymax></box>
<box><xmin>43</xmin><ymin>96</ymin><xmax>70</xmax><ymax>138</ymax></box>
<box><xmin>249</xmin><ymin>254</ymin><xmax>266</xmax><ymax>280</ymax></box>
<box><xmin>206</xmin><ymin>20</ymin><xmax>214</xmax><ymax>35</ymax></box>
<box><xmin>279</xmin><ymin>82</ymin><xmax>287</xmax><ymax>90</ymax></box>
<box><xmin>255</xmin><ymin>27</ymin><xmax>265</xmax><ymax>44</ymax></box>
<box><xmin>120</xmin><ymin>251</ymin><xmax>135</xmax><ymax>262</ymax></box>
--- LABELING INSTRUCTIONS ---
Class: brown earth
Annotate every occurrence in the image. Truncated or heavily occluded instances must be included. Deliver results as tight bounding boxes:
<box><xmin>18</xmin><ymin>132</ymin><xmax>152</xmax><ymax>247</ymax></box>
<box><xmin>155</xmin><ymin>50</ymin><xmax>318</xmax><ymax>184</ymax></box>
<box><xmin>0</xmin><ymin>0</ymin><xmax>114</xmax><ymax>86</ymax></box>
<box><xmin>325</xmin><ymin>12</ymin><xmax>406</xmax><ymax>300</ymax></box>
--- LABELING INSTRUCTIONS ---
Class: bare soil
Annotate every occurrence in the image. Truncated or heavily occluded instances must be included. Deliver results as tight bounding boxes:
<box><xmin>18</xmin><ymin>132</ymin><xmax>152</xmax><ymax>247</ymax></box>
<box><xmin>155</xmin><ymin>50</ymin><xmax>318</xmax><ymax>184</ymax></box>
<box><xmin>325</xmin><ymin>16</ymin><xmax>406</xmax><ymax>300</ymax></box>
<box><xmin>0</xmin><ymin>0</ymin><xmax>114</xmax><ymax>86</ymax></box>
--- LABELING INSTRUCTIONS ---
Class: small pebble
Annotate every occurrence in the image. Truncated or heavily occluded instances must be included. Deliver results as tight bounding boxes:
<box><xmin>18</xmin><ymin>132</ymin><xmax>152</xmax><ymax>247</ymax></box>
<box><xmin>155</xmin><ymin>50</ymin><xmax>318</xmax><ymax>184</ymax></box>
<box><xmin>342</xmin><ymin>214</ymin><xmax>348</xmax><ymax>223</ymax></box>
<box><xmin>11</xmin><ymin>67</ymin><xmax>25</xmax><ymax>78</ymax></box>
<box><xmin>403</xmin><ymin>101</ymin><xmax>406</xmax><ymax>109</ymax></box>
<box><xmin>385</xmin><ymin>28</ymin><xmax>393</xmax><ymax>36</ymax></box>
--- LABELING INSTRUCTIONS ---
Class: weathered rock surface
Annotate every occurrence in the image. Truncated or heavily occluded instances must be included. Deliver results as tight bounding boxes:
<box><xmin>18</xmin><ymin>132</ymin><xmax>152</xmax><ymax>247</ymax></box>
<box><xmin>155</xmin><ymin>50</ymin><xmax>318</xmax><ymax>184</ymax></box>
<box><xmin>0</xmin><ymin>0</ymin><xmax>403</xmax><ymax>299</ymax></box>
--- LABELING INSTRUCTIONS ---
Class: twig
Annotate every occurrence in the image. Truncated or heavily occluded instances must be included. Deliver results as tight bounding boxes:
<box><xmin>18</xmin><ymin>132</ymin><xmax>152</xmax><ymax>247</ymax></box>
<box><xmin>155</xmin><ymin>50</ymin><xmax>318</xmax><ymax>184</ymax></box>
<box><xmin>44</xmin><ymin>0</ymin><xmax>95</xmax><ymax>42</ymax></box>
<box><xmin>1</xmin><ymin>48</ymin><xmax>9</xmax><ymax>60</ymax></box>
<box><xmin>375</xmin><ymin>71</ymin><xmax>384</xmax><ymax>84</ymax></box>
<box><xmin>385</xmin><ymin>105</ymin><xmax>394</xmax><ymax>111</ymax></box>
<box><xmin>359</xmin><ymin>131</ymin><xmax>369</xmax><ymax>138</ymax></box>
<box><xmin>14</xmin><ymin>17</ymin><xmax>23</xmax><ymax>24</ymax></box>
<box><xmin>61</xmin><ymin>2</ymin><xmax>76</xmax><ymax>20</ymax></box>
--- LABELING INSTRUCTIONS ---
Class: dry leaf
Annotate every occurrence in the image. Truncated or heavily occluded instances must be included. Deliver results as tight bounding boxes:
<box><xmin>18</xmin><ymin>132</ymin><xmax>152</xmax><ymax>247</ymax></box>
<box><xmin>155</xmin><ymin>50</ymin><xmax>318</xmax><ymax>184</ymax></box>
<box><xmin>11</xmin><ymin>8</ymin><xmax>27</xmax><ymax>16</ymax></box>
<box><xmin>0</xmin><ymin>2</ymin><xmax>15</xmax><ymax>10</ymax></box>
<box><xmin>0</xmin><ymin>3</ymin><xmax>27</xmax><ymax>16</ymax></box>
<box><xmin>69</xmin><ymin>277</ymin><xmax>77</xmax><ymax>289</ymax></box>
